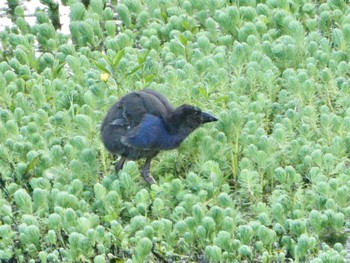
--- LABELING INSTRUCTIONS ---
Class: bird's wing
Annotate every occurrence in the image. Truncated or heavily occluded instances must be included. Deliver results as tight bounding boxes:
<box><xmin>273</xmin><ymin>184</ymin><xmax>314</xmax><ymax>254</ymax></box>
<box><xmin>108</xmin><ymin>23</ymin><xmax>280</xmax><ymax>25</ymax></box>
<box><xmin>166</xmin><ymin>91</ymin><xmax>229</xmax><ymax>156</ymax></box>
<box><xmin>101</xmin><ymin>90</ymin><xmax>174</xmax><ymax>137</ymax></box>
<box><xmin>103</xmin><ymin>93</ymin><xmax>148</xmax><ymax>129</ymax></box>
<box><xmin>121</xmin><ymin>114</ymin><xmax>162</xmax><ymax>150</ymax></box>
<box><xmin>125</xmin><ymin>90</ymin><xmax>173</xmax><ymax>122</ymax></box>
<box><xmin>140</xmin><ymin>89</ymin><xmax>174</xmax><ymax>113</ymax></box>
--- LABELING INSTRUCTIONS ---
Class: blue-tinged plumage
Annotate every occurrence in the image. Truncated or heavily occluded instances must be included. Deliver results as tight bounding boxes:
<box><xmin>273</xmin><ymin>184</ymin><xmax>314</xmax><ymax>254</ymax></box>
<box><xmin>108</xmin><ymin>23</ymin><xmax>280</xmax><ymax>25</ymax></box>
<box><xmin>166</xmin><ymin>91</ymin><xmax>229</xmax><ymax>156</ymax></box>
<box><xmin>122</xmin><ymin>114</ymin><xmax>186</xmax><ymax>150</ymax></box>
<box><xmin>100</xmin><ymin>89</ymin><xmax>218</xmax><ymax>184</ymax></box>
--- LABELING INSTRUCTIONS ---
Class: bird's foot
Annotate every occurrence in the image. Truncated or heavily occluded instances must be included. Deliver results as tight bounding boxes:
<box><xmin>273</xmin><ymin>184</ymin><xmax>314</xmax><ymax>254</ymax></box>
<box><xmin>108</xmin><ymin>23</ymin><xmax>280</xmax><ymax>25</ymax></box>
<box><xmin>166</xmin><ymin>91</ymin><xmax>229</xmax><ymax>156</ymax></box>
<box><xmin>141</xmin><ymin>157</ymin><xmax>156</xmax><ymax>184</ymax></box>
<box><xmin>141</xmin><ymin>170</ymin><xmax>156</xmax><ymax>184</ymax></box>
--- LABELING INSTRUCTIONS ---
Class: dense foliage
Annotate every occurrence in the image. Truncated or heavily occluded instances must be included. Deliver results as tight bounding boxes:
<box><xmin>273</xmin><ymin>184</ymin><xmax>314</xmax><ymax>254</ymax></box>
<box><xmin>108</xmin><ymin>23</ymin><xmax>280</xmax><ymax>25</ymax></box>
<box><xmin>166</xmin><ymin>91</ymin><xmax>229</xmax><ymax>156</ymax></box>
<box><xmin>0</xmin><ymin>0</ymin><xmax>350</xmax><ymax>262</ymax></box>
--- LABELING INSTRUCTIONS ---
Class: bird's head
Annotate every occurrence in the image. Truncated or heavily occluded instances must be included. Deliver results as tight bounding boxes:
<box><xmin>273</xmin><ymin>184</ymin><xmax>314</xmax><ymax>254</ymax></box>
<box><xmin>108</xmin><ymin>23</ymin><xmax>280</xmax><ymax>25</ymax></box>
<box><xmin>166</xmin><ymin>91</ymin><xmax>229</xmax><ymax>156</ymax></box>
<box><xmin>169</xmin><ymin>105</ymin><xmax>218</xmax><ymax>133</ymax></box>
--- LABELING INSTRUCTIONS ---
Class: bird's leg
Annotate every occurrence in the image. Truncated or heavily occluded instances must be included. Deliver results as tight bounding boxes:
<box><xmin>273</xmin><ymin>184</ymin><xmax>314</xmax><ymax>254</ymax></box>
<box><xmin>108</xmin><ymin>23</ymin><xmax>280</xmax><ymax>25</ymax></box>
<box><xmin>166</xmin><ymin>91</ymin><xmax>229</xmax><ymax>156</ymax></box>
<box><xmin>141</xmin><ymin>157</ymin><xmax>156</xmax><ymax>184</ymax></box>
<box><xmin>114</xmin><ymin>156</ymin><xmax>126</xmax><ymax>173</ymax></box>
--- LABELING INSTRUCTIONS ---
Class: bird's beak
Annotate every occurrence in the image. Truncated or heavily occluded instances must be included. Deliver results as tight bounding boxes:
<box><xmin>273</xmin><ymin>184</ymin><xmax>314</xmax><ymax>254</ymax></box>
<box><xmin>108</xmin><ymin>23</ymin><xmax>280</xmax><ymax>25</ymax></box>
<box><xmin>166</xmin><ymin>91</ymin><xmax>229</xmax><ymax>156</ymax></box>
<box><xmin>201</xmin><ymin>112</ymin><xmax>218</xmax><ymax>123</ymax></box>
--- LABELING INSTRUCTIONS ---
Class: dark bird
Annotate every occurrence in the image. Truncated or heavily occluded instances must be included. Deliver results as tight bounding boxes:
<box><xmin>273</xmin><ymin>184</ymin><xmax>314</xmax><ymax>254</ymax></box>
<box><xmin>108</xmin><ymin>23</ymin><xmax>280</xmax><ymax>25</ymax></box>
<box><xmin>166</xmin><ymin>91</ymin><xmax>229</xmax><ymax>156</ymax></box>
<box><xmin>100</xmin><ymin>89</ymin><xmax>218</xmax><ymax>184</ymax></box>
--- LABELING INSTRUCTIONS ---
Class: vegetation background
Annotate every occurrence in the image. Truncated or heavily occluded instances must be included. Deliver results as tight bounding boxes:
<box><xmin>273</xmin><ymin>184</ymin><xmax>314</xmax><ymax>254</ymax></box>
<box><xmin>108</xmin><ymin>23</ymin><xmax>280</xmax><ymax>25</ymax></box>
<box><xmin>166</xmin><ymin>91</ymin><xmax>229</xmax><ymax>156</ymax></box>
<box><xmin>0</xmin><ymin>0</ymin><xmax>350</xmax><ymax>262</ymax></box>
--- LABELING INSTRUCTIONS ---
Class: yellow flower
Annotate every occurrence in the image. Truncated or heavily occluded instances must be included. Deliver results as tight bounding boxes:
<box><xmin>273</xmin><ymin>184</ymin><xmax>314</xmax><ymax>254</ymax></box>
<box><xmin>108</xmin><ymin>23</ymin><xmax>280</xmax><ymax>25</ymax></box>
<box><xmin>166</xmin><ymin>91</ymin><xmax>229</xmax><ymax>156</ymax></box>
<box><xmin>100</xmin><ymin>73</ymin><xmax>109</xmax><ymax>82</ymax></box>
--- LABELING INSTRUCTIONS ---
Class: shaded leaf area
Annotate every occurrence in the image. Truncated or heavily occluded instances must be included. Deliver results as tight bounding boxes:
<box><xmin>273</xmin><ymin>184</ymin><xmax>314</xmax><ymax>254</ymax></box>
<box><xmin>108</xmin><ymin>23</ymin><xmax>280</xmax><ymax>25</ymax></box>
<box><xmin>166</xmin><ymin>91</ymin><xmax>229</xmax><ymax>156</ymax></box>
<box><xmin>0</xmin><ymin>0</ymin><xmax>350</xmax><ymax>262</ymax></box>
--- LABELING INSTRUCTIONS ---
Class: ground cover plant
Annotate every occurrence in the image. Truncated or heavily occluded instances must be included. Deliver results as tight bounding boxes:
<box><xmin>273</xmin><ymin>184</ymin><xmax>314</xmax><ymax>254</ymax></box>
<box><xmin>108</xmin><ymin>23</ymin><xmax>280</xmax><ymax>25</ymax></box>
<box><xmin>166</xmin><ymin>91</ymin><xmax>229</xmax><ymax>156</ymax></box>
<box><xmin>0</xmin><ymin>0</ymin><xmax>350</xmax><ymax>262</ymax></box>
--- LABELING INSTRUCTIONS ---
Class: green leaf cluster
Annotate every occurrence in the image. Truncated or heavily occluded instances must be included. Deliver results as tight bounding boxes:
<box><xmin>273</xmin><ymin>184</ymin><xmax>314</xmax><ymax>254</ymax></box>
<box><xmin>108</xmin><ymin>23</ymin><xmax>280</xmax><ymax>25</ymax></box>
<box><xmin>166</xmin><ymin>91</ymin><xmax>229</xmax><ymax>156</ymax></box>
<box><xmin>0</xmin><ymin>0</ymin><xmax>350</xmax><ymax>261</ymax></box>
